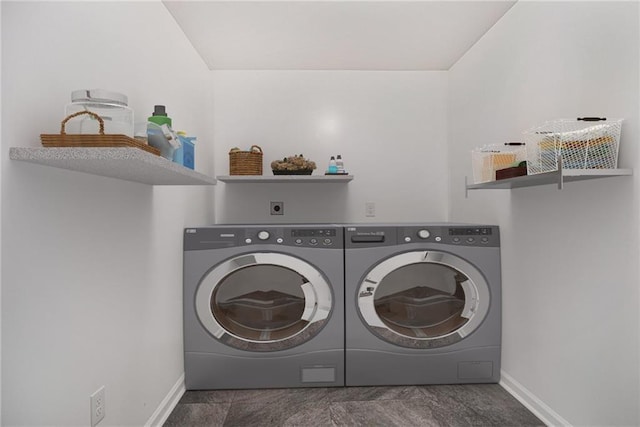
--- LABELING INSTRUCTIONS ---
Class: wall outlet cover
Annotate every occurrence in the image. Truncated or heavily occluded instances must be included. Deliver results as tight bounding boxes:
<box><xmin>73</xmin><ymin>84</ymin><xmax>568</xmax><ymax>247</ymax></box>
<box><xmin>90</xmin><ymin>386</ymin><xmax>105</xmax><ymax>427</ymax></box>
<box><xmin>365</xmin><ymin>201</ymin><xmax>376</xmax><ymax>217</ymax></box>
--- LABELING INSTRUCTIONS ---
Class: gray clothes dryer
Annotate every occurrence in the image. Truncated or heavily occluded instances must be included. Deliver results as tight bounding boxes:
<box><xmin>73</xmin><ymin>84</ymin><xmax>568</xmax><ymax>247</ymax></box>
<box><xmin>183</xmin><ymin>225</ymin><xmax>344</xmax><ymax>390</ymax></box>
<box><xmin>345</xmin><ymin>224</ymin><xmax>501</xmax><ymax>386</ymax></box>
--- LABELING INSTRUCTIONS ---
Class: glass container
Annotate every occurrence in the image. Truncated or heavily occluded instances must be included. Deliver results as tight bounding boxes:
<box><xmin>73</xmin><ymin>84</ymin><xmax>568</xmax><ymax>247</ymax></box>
<box><xmin>65</xmin><ymin>89</ymin><xmax>134</xmax><ymax>137</ymax></box>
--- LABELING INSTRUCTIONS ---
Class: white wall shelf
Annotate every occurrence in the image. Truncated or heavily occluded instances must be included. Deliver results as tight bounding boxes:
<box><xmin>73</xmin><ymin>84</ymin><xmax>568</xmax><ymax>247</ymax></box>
<box><xmin>9</xmin><ymin>147</ymin><xmax>217</xmax><ymax>186</ymax></box>
<box><xmin>465</xmin><ymin>159</ymin><xmax>632</xmax><ymax>197</ymax></box>
<box><xmin>217</xmin><ymin>175</ymin><xmax>354</xmax><ymax>183</ymax></box>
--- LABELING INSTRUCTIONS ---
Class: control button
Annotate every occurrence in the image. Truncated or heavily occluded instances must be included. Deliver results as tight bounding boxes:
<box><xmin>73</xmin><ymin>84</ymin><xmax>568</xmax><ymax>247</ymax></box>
<box><xmin>257</xmin><ymin>231</ymin><xmax>270</xmax><ymax>241</ymax></box>
<box><xmin>309</xmin><ymin>238</ymin><xmax>318</xmax><ymax>245</ymax></box>
<box><xmin>417</xmin><ymin>229</ymin><xmax>430</xmax><ymax>239</ymax></box>
<box><xmin>323</xmin><ymin>238</ymin><xmax>332</xmax><ymax>245</ymax></box>
<box><xmin>466</xmin><ymin>237</ymin><xmax>475</xmax><ymax>243</ymax></box>
<box><xmin>452</xmin><ymin>237</ymin><xmax>461</xmax><ymax>244</ymax></box>
<box><xmin>295</xmin><ymin>238</ymin><xmax>303</xmax><ymax>245</ymax></box>
<box><xmin>245</xmin><ymin>238</ymin><xmax>252</xmax><ymax>244</ymax></box>
<box><xmin>276</xmin><ymin>238</ymin><xmax>284</xmax><ymax>244</ymax></box>
<box><xmin>481</xmin><ymin>237</ymin><xmax>489</xmax><ymax>244</ymax></box>
<box><xmin>435</xmin><ymin>236</ymin><xmax>442</xmax><ymax>242</ymax></box>
<box><xmin>404</xmin><ymin>237</ymin><xmax>412</xmax><ymax>242</ymax></box>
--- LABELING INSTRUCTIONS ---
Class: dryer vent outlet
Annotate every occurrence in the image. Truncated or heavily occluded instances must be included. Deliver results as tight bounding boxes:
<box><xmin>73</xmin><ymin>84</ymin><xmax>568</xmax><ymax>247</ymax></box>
<box><xmin>270</xmin><ymin>201</ymin><xmax>284</xmax><ymax>215</ymax></box>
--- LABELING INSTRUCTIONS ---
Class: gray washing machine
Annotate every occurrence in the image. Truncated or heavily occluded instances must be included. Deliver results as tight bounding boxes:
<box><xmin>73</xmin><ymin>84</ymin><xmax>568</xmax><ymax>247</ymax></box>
<box><xmin>345</xmin><ymin>224</ymin><xmax>501</xmax><ymax>386</ymax></box>
<box><xmin>183</xmin><ymin>225</ymin><xmax>344</xmax><ymax>390</ymax></box>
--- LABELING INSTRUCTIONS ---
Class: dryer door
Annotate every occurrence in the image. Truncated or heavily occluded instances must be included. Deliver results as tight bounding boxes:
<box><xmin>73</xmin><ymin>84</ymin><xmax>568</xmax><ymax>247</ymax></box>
<box><xmin>357</xmin><ymin>251</ymin><xmax>489</xmax><ymax>349</ymax></box>
<box><xmin>195</xmin><ymin>252</ymin><xmax>333</xmax><ymax>351</ymax></box>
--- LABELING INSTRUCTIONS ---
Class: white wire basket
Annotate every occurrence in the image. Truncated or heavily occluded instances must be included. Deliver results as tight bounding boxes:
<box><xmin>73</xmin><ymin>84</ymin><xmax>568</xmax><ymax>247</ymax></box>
<box><xmin>524</xmin><ymin>118</ymin><xmax>622</xmax><ymax>175</ymax></box>
<box><xmin>472</xmin><ymin>143</ymin><xmax>527</xmax><ymax>184</ymax></box>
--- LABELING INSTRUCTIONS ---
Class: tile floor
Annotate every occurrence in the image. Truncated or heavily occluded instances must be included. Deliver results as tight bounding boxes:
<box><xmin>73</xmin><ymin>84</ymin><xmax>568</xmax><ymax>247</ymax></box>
<box><xmin>164</xmin><ymin>384</ymin><xmax>544</xmax><ymax>426</ymax></box>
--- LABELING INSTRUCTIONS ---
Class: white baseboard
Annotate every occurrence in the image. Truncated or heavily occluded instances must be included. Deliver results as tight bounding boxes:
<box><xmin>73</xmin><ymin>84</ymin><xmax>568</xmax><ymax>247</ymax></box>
<box><xmin>145</xmin><ymin>373</ymin><xmax>185</xmax><ymax>427</ymax></box>
<box><xmin>499</xmin><ymin>370</ymin><xmax>571</xmax><ymax>427</ymax></box>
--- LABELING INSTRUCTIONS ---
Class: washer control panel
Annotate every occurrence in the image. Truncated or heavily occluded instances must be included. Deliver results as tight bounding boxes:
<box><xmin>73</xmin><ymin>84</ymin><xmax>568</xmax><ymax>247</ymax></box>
<box><xmin>184</xmin><ymin>226</ymin><xmax>343</xmax><ymax>250</ymax></box>
<box><xmin>346</xmin><ymin>225</ymin><xmax>499</xmax><ymax>248</ymax></box>
<box><xmin>400</xmin><ymin>225</ymin><xmax>498</xmax><ymax>247</ymax></box>
<box><xmin>291</xmin><ymin>228</ymin><xmax>338</xmax><ymax>247</ymax></box>
<box><xmin>447</xmin><ymin>226</ymin><xmax>495</xmax><ymax>246</ymax></box>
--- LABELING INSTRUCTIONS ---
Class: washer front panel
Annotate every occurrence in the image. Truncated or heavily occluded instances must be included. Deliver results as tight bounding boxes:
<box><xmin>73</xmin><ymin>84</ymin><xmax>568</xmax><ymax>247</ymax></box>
<box><xmin>195</xmin><ymin>252</ymin><xmax>333</xmax><ymax>351</ymax></box>
<box><xmin>356</xmin><ymin>250</ymin><xmax>490</xmax><ymax>349</ymax></box>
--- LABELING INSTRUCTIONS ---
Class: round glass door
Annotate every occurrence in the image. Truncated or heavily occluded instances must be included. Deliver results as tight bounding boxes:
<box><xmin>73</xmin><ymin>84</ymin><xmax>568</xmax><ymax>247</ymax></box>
<box><xmin>196</xmin><ymin>253</ymin><xmax>333</xmax><ymax>351</ymax></box>
<box><xmin>357</xmin><ymin>251</ymin><xmax>490</xmax><ymax>349</ymax></box>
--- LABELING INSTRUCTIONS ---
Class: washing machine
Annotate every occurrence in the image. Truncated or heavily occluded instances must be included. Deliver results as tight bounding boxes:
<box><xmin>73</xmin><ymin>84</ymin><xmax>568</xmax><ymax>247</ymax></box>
<box><xmin>345</xmin><ymin>224</ymin><xmax>501</xmax><ymax>386</ymax></box>
<box><xmin>183</xmin><ymin>224</ymin><xmax>344</xmax><ymax>390</ymax></box>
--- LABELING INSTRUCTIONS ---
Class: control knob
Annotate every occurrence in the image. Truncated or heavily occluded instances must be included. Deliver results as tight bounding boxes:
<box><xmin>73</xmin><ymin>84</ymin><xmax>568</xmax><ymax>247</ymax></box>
<box><xmin>417</xmin><ymin>229</ymin><xmax>431</xmax><ymax>239</ymax></box>
<box><xmin>257</xmin><ymin>231</ymin><xmax>270</xmax><ymax>241</ymax></box>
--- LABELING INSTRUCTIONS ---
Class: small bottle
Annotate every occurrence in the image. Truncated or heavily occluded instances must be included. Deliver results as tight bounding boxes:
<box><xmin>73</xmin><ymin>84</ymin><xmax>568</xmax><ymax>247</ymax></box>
<box><xmin>148</xmin><ymin>105</ymin><xmax>172</xmax><ymax>127</ymax></box>
<box><xmin>327</xmin><ymin>156</ymin><xmax>338</xmax><ymax>174</ymax></box>
<box><xmin>336</xmin><ymin>154</ymin><xmax>345</xmax><ymax>174</ymax></box>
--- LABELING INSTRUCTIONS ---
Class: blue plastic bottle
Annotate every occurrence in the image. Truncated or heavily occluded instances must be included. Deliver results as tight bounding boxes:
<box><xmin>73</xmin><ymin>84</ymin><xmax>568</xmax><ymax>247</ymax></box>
<box><xmin>327</xmin><ymin>156</ymin><xmax>338</xmax><ymax>174</ymax></box>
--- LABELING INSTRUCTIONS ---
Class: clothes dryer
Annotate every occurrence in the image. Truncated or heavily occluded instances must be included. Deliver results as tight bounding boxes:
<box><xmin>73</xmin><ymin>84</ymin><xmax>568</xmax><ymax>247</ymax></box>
<box><xmin>345</xmin><ymin>224</ymin><xmax>501</xmax><ymax>386</ymax></box>
<box><xmin>183</xmin><ymin>225</ymin><xmax>344</xmax><ymax>390</ymax></box>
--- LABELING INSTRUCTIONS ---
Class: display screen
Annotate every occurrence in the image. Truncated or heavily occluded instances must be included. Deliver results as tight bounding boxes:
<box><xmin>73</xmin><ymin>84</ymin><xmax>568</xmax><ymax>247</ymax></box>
<box><xmin>291</xmin><ymin>229</ymin><xmax>337</xmax><ymax>237</ymax></box>
<box><xmin>449</xmin><ymin>228</ymin><xmax>492</xmax><ymax>236</ymax></box>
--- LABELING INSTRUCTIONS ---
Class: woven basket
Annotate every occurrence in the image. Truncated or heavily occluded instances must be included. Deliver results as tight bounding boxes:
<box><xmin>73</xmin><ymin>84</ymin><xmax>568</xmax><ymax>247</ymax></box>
<box><xmin>40</xmin><ymin>111</ymin><xmax>160</xmax><ymax>156</ymax></box>
<box><xmin>229</xmin><ymin>145</ymin><xmax>263</xmax><ymax>175</ymax></box>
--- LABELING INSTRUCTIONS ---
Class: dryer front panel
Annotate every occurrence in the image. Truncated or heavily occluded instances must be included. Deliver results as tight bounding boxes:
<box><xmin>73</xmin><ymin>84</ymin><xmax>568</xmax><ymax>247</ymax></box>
<box><xmin>195</xmin><ymin>252</ymin><xmax>333</xmax><ymax>351</ymax></box>
<box><xmin>356</xmin><ymin>250</ymin><xmax>490</xmax><ymax>349</ymax></box>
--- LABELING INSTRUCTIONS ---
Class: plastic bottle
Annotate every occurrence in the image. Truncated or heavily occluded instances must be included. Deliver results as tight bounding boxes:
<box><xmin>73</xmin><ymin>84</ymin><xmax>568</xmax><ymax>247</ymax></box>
<box><xmin>148</xmin><ymin>105</ymin><xmax>172</xmax><ymax>127</ymax></box>
<box><xmin>327</xmin><ymin>156</ymin><xmax>338</xmax><ymax>174</ymax></box>
<box><xmin>173</xmin><ymin>131</ymin><xmax>186</xmax><ymax>165</ymax></box>
<box><xmin>182</xmin><ymin>136</ymin><xmax>196</xmax><ymax>170</ymax></box>
<box><xmin>336</xmin><ymin>154</ymin><xmax>345</xmax><ymax>174</ymax></box>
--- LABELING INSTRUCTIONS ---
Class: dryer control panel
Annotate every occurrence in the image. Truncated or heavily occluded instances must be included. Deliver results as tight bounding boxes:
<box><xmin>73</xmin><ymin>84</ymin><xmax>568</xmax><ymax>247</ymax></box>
<box><xmin>346</xmin><ymin>224</ymin><xmax>499</xmax><ymax>248</ymax></box>
<box><xmin>184</xmin><ymin>226</ymin><xmax>344</xmax><ymax>250</ymax></box>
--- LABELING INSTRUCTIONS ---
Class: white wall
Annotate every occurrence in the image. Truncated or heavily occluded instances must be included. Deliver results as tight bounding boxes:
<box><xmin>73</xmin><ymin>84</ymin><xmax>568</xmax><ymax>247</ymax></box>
<box><xmin>1</xmin><ymin>2</ymin><xmax>214</xmax><ymax>425</ymax></box>
<box><xmin>0</xmin><ymin>2</ymin><xmax>3</xmax><ymax>422</ymax></box>
<box><xmin>212</xmin><ymin>70</ymin><xmax>448</xmax><ymax>224</ymax></box>
<box><xmin>449</xmin><ymin>2</ymin><xmax>639</xmax><ymax>425</ymax></box>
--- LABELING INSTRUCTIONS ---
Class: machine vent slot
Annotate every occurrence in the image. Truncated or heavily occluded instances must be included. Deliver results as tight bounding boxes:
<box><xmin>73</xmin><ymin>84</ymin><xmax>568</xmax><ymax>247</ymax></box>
<box><xmin>301</xmin><ymin>366</ymin><xmax>336</xmax><ymax>383</ymax></box>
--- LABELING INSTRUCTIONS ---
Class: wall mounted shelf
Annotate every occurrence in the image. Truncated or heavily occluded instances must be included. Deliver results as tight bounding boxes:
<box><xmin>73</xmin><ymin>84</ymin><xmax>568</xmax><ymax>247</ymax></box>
<box><xmin>9</xmin><ymin>147</ymin><xmax>217</xmax><ymax>186</ymax></box>
<box><xmin>216</xmin><ymin>175</ymin><xmax>354</xmax><ymax>183</ymax></box>
<box><xmin>465</xmin><ymin>157</ymin><xmax>632</xmax><ymax>197</ymax></box>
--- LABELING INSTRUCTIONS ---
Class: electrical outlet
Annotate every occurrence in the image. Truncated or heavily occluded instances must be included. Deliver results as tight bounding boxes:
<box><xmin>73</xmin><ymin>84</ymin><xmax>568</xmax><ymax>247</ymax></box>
<box><xmin>365</xmin><ymin>201</ymin><xmax>376</xmax><ymax>217</ymax></box>
<box><xmin>270</xmin><ymin>201</ymin><xmax>284</xmax><ymax>215</ymax></box>
<box><xmin>90</xmin><ymin>386</ymin><xmax>105</xmax><ymax>427</ymax></box>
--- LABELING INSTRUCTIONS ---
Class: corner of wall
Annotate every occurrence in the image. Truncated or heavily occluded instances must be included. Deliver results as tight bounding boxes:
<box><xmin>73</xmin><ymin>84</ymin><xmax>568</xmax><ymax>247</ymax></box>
<box><xmin>144</xmin><ymin>374</ymin><xmax>185</xmax><ymax>427</ymax></box>
<box><xmin>1</xmin><ymin>1</ymin><xmax>4</xmax><ymax>423</ymax></box>
<box><xmin>500</xmin><ymin>370</ymin><xmax>571</xmax><ymax>427</ymax></box>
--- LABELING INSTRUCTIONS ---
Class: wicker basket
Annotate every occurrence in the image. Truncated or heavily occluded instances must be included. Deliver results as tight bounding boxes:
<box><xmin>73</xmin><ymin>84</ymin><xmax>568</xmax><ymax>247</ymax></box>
<box><xmin>40</xmin><ymin>111</ymin><xmax>160</xmax><ymax>156</ymax></box>
<box><xmin>229</xmin><ymin>145</ymin><xmax>263</xmax><ymax>175</ymax></box>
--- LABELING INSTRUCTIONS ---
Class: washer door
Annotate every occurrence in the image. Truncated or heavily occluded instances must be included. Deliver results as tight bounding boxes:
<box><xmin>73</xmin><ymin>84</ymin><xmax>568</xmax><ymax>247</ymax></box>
<box><xmin>357</xmin><ymin>251</ymin><xmax>489</xmax><ymax>349</ymax></box>
<box><xmin>195</xmin><ymin>252</ymin><xmax>333</xmax><ymax>351</ymax></box>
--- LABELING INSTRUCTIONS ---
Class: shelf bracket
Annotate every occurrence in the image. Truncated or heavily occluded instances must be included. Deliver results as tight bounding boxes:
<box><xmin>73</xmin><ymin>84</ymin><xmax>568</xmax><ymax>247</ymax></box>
<box><xmin>557</xmin><ymin>155</ymin><xmax>564</xmax><ymax>190</ymax></box>
<box><xmin>464</xmin><ymin>176</ymin><xmax>469</xmax><ymax>199</ymax></box>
